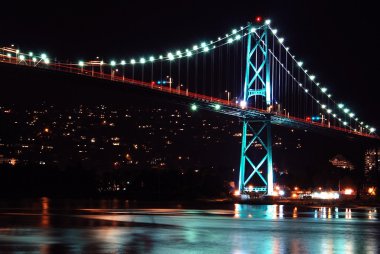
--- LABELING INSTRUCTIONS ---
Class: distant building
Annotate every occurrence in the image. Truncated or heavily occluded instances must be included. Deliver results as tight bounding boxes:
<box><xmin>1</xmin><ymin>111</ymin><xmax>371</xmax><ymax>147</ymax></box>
<box><xmin>365</xmin><ymin>148</ymin><xmax>379</xmax><ymax>171</ymax></box>
<box><xmin>329</xmin><ymin>154</ymin><xmax>354</xmax><ymax>170</ymax></box>
<box><xmin>365</xmin><ymin>148</ymin><xmax>380</xmax><ymax>181</ymax></box>
<box><xmin>0</xmin><ymin>154</ymin><xmax>17</xmax><ymax>165</ymax></box>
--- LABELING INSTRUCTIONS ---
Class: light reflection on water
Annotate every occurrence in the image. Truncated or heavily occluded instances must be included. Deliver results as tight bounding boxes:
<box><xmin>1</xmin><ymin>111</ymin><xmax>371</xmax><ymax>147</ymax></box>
<box><xmin>0</xmin><ymin>199</ymin><xmax>379</xmax><ymax>253</ymax></box>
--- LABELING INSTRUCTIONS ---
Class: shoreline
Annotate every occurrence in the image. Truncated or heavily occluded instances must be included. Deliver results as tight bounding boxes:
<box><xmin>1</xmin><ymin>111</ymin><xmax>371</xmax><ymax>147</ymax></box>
<box><xmin>199</xmin><ymin>197</ymin><xmax>380</xmax><ymax>208</ymax></box>
<box><xmin>0</xmin><ymin>196</ymin><xmax>379</xmax><ymax>209</ymax></box>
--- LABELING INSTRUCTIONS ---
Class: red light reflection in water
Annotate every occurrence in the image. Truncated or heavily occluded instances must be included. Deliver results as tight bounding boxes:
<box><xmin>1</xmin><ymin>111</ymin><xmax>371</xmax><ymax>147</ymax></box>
<box><xmin>41</xmin><ymin>197</ymin><xmax>49</xmax><ymax>228</ymax></box>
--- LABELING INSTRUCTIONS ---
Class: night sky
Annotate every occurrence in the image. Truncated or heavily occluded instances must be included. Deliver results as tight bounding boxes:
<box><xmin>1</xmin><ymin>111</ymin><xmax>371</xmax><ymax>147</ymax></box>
<box><xmin>1</xmin><ymin>0</ymin><xmax>379</xmax><ymax>127</ymax></box>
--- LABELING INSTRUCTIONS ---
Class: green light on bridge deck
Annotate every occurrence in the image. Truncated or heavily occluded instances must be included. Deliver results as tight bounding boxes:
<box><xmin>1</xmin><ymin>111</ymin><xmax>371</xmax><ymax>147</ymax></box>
<box><xmin>190</xmin><ymin>104</ymin><xmax>197</xmax><ymax>111</ymax></box>
<box><xmin>213</xmin><ymin>104</ymin><xmax>221</xmax><ymax>110</ymax></box>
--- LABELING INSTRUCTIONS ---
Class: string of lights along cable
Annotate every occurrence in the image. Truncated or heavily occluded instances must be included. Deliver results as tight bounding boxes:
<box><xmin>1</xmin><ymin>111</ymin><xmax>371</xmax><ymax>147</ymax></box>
<box><xmin>0</xmin><ymin>17</ymin><xmax>377</xmax><ymax>138</ymax></box>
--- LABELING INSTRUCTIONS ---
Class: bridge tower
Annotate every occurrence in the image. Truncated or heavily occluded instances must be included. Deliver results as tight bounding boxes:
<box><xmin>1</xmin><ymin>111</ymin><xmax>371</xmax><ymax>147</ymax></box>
<box><xmin>238</xmin><ymin>22</ymin><xmax>273</xmax><ymax>195</ymax></box>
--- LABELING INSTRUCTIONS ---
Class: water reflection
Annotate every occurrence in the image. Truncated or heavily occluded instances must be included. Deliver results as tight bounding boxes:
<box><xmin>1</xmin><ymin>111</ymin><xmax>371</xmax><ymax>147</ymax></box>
<box><xmin>233</xmin><ymin>204</ymin><xmax>285</xmax><ymax>219</ymax></box>
<box><xmin>345</xmin><ymin>208</ymin><xmax>352</xmax><ymax>219</ymax></box>
<box><xmin>292</xmin><ymin>207</ymin><xmax>298</xmax><ymax>218</ymax></box>
<box><xmin>41</xmin><ymin>197</ymin><xmax>49</xmax><ymax>228</ymax></box>
<box><xmin>0</xmin><ymin>200</ymin><xmax>378</xmax><ymax>253</ymax></box>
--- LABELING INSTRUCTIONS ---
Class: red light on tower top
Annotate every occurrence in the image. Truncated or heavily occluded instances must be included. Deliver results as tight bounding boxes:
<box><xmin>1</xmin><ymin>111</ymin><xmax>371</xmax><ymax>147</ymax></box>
<box><xmin>255</xmin><ymin>16</ymin><xmax>262</xmax><ymax>23</ymax></box>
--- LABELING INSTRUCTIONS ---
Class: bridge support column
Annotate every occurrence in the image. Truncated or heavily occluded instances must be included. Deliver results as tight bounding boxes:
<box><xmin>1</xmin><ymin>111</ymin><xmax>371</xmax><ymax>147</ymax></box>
<box><xmin>238</xmin><ymin>120</ymin><xmax>274</xmax><ymax>195</ymax></box>
<box><xmin>238</xmin><ymin>120</ymin><xmax>248</xmax><ymax>192</ymax></box>
<box><xmin>266</xmin><ymin>122</ymin><xmax>273</xmax><ymax>195</ymax></box>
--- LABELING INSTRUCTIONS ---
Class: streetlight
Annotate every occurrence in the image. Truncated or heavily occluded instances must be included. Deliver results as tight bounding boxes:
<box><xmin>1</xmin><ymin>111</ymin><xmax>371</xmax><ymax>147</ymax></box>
<box><xmin>225</xmin><ymin>90</ymin><xmax>230</xmax><ymax>105</ymax></box>
<box><xmin>110</xmin><ymin>60</ymin><xmax>116</xmax><ymax>79</ymax></box>
<box><xmin>120</xmin><ymin>60</ymin><xmax>126</xmax><ymax>81</ymax></box>
<box><xmin>78</xmin><ymin>60</ymin><xmax>85</xmax><ymax>72</ymax></box>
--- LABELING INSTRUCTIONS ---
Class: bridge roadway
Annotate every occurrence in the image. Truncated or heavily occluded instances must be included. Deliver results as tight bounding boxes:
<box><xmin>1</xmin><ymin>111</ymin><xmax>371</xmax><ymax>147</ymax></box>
<box><xmin>0</xmin><ymin>55</ymin><xmax>378</xmax><ymax>140</ymax></box>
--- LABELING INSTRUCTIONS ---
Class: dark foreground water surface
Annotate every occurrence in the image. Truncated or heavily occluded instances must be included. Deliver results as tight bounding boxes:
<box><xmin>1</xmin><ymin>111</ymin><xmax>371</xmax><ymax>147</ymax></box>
<box><xmin>0</xmin><ymin>199</ymin><xmax>379</xmax><ymax>253</ymax></box>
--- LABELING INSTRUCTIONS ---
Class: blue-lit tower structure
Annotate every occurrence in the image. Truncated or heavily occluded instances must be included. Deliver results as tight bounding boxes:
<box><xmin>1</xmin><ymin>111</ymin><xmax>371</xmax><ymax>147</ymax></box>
<box><xmin>238</xmin><ymin>22</ymin><xmax>273</xmax><ymax>195</ymax></box>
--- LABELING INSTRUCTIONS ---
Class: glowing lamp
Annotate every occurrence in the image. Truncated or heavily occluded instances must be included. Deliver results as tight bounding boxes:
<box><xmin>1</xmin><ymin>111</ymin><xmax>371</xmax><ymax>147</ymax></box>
<box><xmin>214</xmin><ymin>104</ymin><xmax>221</xmax><ymax>110</ymax></box>
<box><xmin>240</xmin><ymin>100</ymin><xmax>247</xmax><ymax>109</ymax></box>
<box><xmin>344</xmin><ymin>188</ymin><xmax>353</xmax><ymax>195</ymax></box>
<box><xmin>167</xmin><ymin>53</ymin><xmax>174</xmax><ymax>61</ymax></box>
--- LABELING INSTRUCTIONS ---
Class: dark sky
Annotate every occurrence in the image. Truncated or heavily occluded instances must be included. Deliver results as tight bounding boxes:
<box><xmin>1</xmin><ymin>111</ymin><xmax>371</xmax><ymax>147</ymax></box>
<box><xmin>1</xmin><ymin>0</ymin><xmax>379</xmax><ymax>127</ymax></box>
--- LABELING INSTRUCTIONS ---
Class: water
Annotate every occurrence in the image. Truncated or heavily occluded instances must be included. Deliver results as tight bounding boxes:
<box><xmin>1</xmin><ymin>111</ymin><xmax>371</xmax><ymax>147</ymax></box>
<box><xmin>0</xmin><ymin>199</ymin><xmax>379</xmax><ymax>253</ymax></box>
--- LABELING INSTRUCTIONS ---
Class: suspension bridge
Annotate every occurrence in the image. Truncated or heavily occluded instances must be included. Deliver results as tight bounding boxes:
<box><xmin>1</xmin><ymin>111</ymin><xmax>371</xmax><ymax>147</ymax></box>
<box><xmin>1</xmin><ymin>17</ymin><xmax>378</xmax><ymax>196</ymax></box>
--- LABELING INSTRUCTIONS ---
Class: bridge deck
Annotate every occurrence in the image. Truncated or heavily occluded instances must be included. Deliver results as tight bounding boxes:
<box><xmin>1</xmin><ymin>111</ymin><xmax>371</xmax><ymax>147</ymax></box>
<box><xmin>0</xmin><ymin>55</ymin><xmax>378</xmax><ymax>140</ymax></box>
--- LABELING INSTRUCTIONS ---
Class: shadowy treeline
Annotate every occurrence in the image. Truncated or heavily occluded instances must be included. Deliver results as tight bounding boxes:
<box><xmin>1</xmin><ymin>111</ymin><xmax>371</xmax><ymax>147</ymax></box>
<box><xmin>0</xmin><ymin>164</ymin><xmax>232</xmax><ymax>200</ymax></box>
